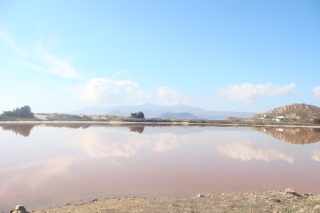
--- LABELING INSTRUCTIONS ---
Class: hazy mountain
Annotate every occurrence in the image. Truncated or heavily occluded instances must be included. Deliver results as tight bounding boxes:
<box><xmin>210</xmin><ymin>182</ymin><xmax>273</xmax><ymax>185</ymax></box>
<box><xmin>159</xmin><ymin>112</ymin><xmax>198</xmax><ymax>120</ymax></box>
<box><xmin>107</xmin><ymin>110</ymin><xmax>127</xmax><ymax>117</ymax></box>
<box><xmin>70</xmin><ymin>103</ymin><xmax>256</xmax><ymax>120</ymax></box>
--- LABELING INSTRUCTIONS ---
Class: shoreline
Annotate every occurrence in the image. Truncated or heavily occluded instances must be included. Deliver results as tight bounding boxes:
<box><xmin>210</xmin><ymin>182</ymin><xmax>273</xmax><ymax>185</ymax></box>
<box><xmin>17</xmin><ymin>189</ymin><xmax>320</xmax><ymax>213</ymax></box>
<box><xmin>1</xmin><ymin>120</ymin><xmax>320</xmax><ymax>128</ymax></box>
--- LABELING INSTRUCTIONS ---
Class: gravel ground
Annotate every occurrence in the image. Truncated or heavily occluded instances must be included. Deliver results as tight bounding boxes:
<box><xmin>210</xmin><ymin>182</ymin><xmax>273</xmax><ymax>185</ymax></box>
<box><xmin>16</xmin><ymin>189</ymin><xmax>319</xmax><ymax>213</ymax></box>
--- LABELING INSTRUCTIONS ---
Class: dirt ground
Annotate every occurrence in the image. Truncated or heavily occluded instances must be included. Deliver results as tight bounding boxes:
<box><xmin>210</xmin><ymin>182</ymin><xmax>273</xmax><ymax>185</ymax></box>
<box><xmin>22</xmin><ymin>189</ymin><xmax>320</xmax><ymax>213</ymax></box>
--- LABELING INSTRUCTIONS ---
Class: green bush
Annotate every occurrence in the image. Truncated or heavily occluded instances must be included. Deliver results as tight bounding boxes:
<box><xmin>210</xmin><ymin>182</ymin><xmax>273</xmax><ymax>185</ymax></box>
<box><xmin>2</xmin><ymin>106</ymin><xmax>34</xmax><ymax>118</ymax></box>
<box><xmin>130</xmin><ymin>111</ymin><xmax>145</xmax><ymax>119</ymax></box>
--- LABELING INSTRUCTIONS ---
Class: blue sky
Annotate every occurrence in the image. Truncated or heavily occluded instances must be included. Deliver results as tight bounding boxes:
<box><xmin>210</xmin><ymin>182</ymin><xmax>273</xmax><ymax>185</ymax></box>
<box><xmin>0</xmin><ymin>0</ymin><xmax>319</xmax><ymax>113</ymax></box>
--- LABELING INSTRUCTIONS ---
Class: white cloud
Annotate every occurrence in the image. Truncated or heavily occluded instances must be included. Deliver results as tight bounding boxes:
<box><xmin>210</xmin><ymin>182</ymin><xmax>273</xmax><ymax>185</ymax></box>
<box><xmin>216</xmin><ymin>141</ymin><xmax>294</xmax><ymax>163</ymax></box>
<box><xmin>313</xmin><ymin>86</ymin><xmax>320</xmax><ymax>99</ymax></box>
<box><xmin>155</xmin><ymin>86</ymin><xmax>191</xmax><ymax>105</ymax></box>
<box><xmin>311</xmin><ymin>149</ymin><xmax>320</xmax><ymax>161</ymax></box>
<box><xmin>219</xmin><ymin>82</ymin><xmax>296</xmax><ymax>102</ymax></box>
<box><xmin>81</xmin><ymin>78</ymin><xmax>151</xmax><ymax>104</ymax></box>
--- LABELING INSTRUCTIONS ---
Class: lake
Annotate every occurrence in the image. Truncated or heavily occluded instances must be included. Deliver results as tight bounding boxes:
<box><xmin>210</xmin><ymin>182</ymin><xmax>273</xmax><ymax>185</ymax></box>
<box><xmin>1</xmin><ymin>123</ymin><xmax>320</xmax><ymax>211</ymax></box>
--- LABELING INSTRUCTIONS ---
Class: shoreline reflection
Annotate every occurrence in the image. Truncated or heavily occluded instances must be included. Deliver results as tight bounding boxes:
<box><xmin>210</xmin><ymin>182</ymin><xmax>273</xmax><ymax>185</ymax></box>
<box><xmin>1</xmin><ymin>123</ymin><xmax>320</xmax><ymax>145</ymax></box>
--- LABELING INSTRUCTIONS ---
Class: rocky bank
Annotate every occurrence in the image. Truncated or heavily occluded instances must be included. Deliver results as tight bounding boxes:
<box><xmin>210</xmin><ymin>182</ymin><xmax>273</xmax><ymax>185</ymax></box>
<box><xmin>10</xmin><ymin>189</ymin><xmax>320</xmax><ymax>213</ymax></box>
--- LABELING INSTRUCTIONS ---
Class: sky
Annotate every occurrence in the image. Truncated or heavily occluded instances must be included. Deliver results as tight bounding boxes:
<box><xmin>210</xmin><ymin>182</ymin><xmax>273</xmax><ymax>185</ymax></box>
<box><xmin>0</xmin><ymin>0</ymin><xmax>319</xmax><ymax>113</ymax></box>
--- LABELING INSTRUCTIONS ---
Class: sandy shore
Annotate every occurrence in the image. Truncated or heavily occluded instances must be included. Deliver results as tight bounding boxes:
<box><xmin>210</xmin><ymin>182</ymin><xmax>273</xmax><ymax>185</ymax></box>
<box><xmin>18</xmin><ymin>189</ymin><xmax>319</xmax><ymax>213</ymax></box>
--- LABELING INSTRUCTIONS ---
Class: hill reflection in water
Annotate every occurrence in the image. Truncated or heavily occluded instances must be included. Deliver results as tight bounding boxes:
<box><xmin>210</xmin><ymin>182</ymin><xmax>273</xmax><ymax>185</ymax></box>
<box><xmin>252</xmin><ymin>127</ymin><xmax>320</xmax><ymax>144</ymax></box>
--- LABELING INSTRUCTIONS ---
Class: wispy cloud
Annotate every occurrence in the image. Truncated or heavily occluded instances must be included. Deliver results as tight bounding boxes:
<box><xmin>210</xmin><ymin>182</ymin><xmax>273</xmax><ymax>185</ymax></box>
<box><xmin>113</xmin><ymin>70</ymin><xmax>128</xmax><ymax>76</ymax></box>
<box><xmin>0</xmin><ymin>31</ymin><xmax>26</xmax><ymax>57</ymax></box>
<box><xmin>219</xmin><ymin>82</ymin><xmax>296</xmax><ymax>102</ymax></box>
<box><xmin>81</xmin><ymin>78</ymin><xmax>151</xmax><ymax>104</ymax></box>
<box><xmin>155</xmin><ymin>86</ymin><xmax>191</xmax><ymax>105</ymax></box>
<box><xmin>1</xmin><ymin>31</ymin><xmax>80</xmax><ymax>79</ymax></box>
<box><xmin>216</xmin><ymin>140</ymin><xmax>294</xmax><ymax>163</ymax></box>
<box><xmin>313</xmin><ymin>86</ymin><xmax>320</xmax><ymax>99</ymax></box>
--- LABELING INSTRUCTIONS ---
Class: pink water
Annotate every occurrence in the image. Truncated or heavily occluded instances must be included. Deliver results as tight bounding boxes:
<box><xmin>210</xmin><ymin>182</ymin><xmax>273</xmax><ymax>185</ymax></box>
<box><xmin>1</xmin><ymin>124</ymin><xmax>320</xmax><ymax>211</ymax></box>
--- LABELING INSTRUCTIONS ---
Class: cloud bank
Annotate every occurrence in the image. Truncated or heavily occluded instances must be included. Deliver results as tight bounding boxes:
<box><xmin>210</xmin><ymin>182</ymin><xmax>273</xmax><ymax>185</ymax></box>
<box><xmin>81</xmin><ymin>78</ymin><xmax>151</xmax><ymax>104</ymax></box>
<box><xmin>155</xmin><ymin>86</ymin><xmax>191</xmax><ymax>105</ymax></box>
<box><xmin>219</xmin><ymin>82</ymin><xmax>296</xmax><ymax>102</ymax></box>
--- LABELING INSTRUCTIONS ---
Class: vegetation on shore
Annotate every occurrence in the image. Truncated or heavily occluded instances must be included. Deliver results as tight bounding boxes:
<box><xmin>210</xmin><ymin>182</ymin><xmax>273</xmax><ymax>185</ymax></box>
<box><xmin>130</xmin><ymin>111</ymin><xmax>145</xmax><ymax>119</ymax></box>
<box><xmin>2</xmin><ymin>106</ymin><xmax>34</xmax><ymax>118</ymax></box>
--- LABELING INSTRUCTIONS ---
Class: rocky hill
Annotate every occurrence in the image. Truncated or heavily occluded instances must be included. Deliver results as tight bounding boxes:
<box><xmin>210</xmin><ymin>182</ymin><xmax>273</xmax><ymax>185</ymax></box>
<box><xmin>251</xmin><ymin>103</ymin><xmax>320</xmax><ymax>122</ymax></box>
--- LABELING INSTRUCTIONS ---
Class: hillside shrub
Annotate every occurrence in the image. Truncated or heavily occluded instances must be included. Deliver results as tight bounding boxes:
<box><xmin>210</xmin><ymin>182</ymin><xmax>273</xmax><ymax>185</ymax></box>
<box><xmin>313</xmin><ymin>119</ymin><xmax>320</xmax><ymax>124</ymax></box>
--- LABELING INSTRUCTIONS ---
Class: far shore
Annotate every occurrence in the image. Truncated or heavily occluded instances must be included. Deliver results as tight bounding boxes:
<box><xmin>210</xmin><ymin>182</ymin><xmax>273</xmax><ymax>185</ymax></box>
<box><xmin>0</xmin><ymin>120</ymin><xmax>320</xmax><ymax>128</ymax></box>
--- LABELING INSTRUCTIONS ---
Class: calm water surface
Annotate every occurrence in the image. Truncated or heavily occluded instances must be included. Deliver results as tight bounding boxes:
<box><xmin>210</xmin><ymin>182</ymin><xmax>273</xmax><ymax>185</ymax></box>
<box><xmin>1</xmin><ymin>124</ymin><xmax>320</xmax><ymax>211</ymax></box>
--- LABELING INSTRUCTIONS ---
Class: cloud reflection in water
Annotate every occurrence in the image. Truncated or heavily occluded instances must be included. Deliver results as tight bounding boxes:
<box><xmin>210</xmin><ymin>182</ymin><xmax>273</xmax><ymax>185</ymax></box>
<box><xmin>80</xmin><ymin>131</ymin><xmax>150</xmax><ymax>158</ymax></box>
<box><xmin>311</xmin><ymin>149</ymin><xmax>320</xmax><ymax>161</ymax></box>
<box><xmin>216</xmin><ymin>140</ymin><xmax>295</xmax><ymax>163</ymax></box>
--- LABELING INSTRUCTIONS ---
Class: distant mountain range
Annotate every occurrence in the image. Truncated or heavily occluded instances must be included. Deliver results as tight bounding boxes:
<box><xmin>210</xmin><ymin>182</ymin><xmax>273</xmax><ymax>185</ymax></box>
<box><xmin>69</xmin><ymin>103</ymin><xmax>256</xmax><ymax>120</ymax></box>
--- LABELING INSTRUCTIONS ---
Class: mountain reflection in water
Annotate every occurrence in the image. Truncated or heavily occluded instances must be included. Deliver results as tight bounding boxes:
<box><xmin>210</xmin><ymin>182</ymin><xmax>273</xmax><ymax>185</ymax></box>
<box><xmin>0</xmin><ymin>124</ymin><xmax>320</xmax><ymax>212</ymax></box>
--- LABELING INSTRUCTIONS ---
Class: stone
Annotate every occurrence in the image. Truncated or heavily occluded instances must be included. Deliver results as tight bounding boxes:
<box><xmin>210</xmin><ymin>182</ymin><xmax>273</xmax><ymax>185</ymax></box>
<box><xmin>285</xmin><ymin>188</ymin><xmax>301</xmax><ymax>197</ymax></box>
<box><xmin>285</xmin><ymin>188</ymin><xmax>295</xmax><ymax>193</ymax></box>
<box><xmin>271</xmin><ymin>198</ymin><xmax>281</xmax><ymax>203</ymax></box>
<box><xmin>197</xmin><ymin>194</ymin><xmax>205</xmax><ymax>198</ymax></box>
<box><xmin>314</xmin><ymin>205</ymin><xmax>320</xmax><ymax>210</ymax></box>
<box><xmin>191</xmin><ymin>194</ymin><xmax>205</xmax><ymax>199</ymax></box>
<box><xmin>10</xmin><ymin>205</ymin><xmax>28</xmax><ymax>213</ymax></box>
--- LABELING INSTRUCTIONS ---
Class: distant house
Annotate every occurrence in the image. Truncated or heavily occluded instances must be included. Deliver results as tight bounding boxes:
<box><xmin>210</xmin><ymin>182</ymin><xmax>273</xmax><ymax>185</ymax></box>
<box><xmin>273</xmin><ymin>116</ymin><xmax>285</xmax><ymax>122</ymax></box>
